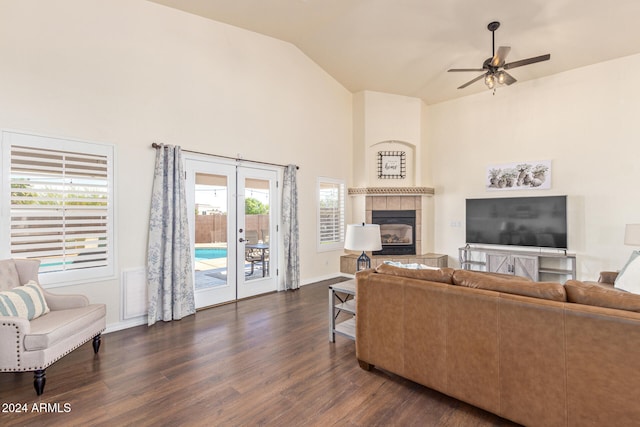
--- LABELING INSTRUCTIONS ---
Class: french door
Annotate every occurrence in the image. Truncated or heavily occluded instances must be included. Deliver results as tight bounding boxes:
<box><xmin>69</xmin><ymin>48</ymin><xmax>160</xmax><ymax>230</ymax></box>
<box><xmin>185</xmin><ymin>158</ymin><xmax>278</xmax><ymax>308</ymax></box>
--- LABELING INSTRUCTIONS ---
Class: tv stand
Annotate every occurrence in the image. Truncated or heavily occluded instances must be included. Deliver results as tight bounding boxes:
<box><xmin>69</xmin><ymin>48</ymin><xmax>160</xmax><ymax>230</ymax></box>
<box><xmin>458</xmin><ymin>246</ymin><xmax>576</xmax><ymax>282</ymax></box>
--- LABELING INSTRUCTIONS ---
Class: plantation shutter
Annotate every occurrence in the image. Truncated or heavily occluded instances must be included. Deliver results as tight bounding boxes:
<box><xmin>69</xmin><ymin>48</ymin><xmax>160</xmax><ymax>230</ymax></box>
<box><xmin>318</xmin><ymin>180</ymin><xmax>345</xmax><ymax>247</ymax></box>
<box><xmin>10</xmin><ymin>144</ymin><xmax>110</xmax><ymax>274</ymax></box>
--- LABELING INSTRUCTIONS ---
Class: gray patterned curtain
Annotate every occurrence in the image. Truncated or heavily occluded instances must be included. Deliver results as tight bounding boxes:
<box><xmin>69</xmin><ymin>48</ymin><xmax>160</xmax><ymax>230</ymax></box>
<box><xmin>282</xmin><ymin>165</ymin><xmax>300</xmax><ymax>290</ymax></box>
<box><xmin>147</xmin><ymin>144</ymin><xmax>195</xmax><ymax>326</ymax></box>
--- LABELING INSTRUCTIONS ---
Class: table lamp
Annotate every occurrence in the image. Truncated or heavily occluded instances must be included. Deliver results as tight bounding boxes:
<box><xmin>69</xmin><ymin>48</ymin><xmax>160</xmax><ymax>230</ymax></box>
<box><xmin>344</xmin><ymin>223</ymin><xmax>382</xmax><ymax>271</ymax></box>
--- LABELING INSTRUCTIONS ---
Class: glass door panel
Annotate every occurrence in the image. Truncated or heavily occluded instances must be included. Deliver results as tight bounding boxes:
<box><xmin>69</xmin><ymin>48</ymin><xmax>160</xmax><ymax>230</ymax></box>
<box><xmin>187</xmin><ymin>160</ymin><xmax>236</xmax><ymax>307</ymax></box>
<box><xmin>186</xmin><ymin>159</ymin><xmax>278</xmax><ymax>307</ymax></box>
<box><xmin>194</xmin><ymin>173</ymin><xmax>229</xmax><ymax>286</ymax></box>
<box><xmin>237</xmin><ymin>168</ymin><xmax>278</xmax><ymax>299</ymax></box>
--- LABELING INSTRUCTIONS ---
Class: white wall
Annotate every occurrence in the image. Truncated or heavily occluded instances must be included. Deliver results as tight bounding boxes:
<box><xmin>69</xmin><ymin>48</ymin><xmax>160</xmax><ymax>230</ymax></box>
<box><xmin>0</xmin><ymin>0</ymin><xmax>352</xmax><ymax>329</ymax></box>
<box><xmin>352</xmin><ymin>91</ymin><xmax>424</xmax><ymax>188</ymax></box>
<box><xmin>425</xmin><ymin>53</ymin><xmax>640</xmax><ymax>280</ymax></box>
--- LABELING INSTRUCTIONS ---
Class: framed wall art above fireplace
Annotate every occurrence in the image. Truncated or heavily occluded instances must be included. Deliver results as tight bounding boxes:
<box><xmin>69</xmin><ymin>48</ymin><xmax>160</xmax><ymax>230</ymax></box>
<box><xmin>377</xmin><ymin>151</ymin><xmax>406</xmax><ymax>179</ymax></box>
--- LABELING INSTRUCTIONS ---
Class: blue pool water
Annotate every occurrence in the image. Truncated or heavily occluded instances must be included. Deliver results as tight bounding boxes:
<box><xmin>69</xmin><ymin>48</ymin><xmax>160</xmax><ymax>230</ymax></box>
<box><xmin>195</xmin><ymin>247</ymin><xmax>228</xmax><ymax>260</ymax></box>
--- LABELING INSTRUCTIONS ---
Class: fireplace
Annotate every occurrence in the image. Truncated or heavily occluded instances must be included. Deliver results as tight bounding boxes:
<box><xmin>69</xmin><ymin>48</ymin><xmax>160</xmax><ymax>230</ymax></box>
<box><xmin>371</xmin><ymin>210</ymin><xmax>416</xmax><ymax>255</ymax></box>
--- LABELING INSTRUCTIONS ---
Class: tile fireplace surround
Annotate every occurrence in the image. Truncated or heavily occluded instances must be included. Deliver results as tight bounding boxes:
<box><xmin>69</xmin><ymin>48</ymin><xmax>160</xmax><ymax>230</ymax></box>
<box><xmin>340</xmin><ymin>186</ymin><xmax>447</xmax><ymax>275</ymax></box>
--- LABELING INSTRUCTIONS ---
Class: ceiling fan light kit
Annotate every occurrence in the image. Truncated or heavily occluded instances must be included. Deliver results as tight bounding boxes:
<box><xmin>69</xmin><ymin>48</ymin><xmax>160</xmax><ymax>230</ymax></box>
<box><xmin>448</xmin><ymin>21</ymin><xmax>550</xmax><ymax>92</ymax></box>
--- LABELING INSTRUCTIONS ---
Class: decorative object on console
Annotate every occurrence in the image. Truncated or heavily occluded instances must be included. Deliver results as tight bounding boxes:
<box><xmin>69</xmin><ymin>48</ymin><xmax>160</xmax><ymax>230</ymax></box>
<box><xmin>344</xmin><ymin>223</ymin><xmax>382</xmax><ymax>271</ymax></box>
<box><xmin>614</xmin><ymin>224</ymin><xmax>640</xmax><ymax>294</ymax></box>
<box><xmin>377</xmin><ymin>151</ymin><xmax>406</xmax><ymax>179</ymax></box>
<box><xmin>486</xmin><ymin>160</ymin><xmax>551</xmax><ymax>190</ymax></box>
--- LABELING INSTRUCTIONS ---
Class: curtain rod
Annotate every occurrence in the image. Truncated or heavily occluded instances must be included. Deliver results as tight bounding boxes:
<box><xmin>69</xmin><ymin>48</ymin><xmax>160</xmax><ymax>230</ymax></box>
<box><xmin>151</xmin><ymin>142</ymin><xmax>299</xmax><ymax>170</ymax></box>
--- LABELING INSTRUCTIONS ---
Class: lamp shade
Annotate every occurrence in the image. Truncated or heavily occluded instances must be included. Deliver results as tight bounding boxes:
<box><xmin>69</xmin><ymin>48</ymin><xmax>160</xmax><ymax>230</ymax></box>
<box><xmin>625</xmin><ymin>224</ymin><xmax>640</xmax><ymax>246</ymax></box>
<box><xmin>344</xmin><ymin>223</ymin><xmax>382</xmax><ymax>252</ymax></box>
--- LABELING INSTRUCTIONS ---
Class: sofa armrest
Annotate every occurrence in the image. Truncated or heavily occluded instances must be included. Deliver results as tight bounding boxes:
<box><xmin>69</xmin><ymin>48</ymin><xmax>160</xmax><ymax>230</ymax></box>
<box><xmin>0</xmin><ymin>316</ymin><xmax>30</xmax><ymax>369</ymax></box>
<box><xmin>598</xmin><ymin>271</ymin><xmax>619</xmax><ymax>285</ymax></box>
<box><xmin>43</xmin><ymin>291</ymin><xmax>89</xmax><ymax>311</ymax></box>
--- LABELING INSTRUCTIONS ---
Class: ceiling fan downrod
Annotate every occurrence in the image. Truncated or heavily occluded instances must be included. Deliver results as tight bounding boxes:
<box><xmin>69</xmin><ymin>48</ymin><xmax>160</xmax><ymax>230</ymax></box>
<box><xmin>488</xmin><ymin>21</ymin><xmax>500</xmax><ymax>58</ymax></box>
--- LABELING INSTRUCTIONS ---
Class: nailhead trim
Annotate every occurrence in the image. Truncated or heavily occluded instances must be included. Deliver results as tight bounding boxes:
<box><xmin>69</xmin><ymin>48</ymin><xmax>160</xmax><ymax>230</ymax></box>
<box><xmin>0</xmin><ymin>324</ymin><xmax>104</xmax><ymax>372</ymax></box>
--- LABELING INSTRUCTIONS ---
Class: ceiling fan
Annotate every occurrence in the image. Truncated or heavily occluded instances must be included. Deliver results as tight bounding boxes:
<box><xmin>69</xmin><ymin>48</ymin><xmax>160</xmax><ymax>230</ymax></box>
<box><xmin>448</xmin><ymin>21</ymin><xmax>550</xmax><ymax>90</ymax></box>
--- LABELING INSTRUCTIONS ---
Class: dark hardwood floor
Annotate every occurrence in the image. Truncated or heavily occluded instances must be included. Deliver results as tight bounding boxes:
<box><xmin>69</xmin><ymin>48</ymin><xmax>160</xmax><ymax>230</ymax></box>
<box><xmin>0</xmin><ymin>278</ymin><xmax>519</xmax><ymax>426</ymax></box>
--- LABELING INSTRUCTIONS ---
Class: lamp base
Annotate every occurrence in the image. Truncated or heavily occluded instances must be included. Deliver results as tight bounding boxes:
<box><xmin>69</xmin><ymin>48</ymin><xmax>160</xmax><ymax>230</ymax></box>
<box><xmin>356</xmin><ymin>251</ymin><xmax>371</xmax><ymax>271</ymax></box>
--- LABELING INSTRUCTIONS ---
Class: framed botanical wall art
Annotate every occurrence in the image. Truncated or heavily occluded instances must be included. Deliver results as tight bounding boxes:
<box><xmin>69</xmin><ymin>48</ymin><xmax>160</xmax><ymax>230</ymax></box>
<box><xmin>487</xmin><ymin>160</ymin><xmax>551</xmax><ymax>191</ymax></box>
<box><xmin>378</xmin><ymin>151</ymin><xmax>406</xmax><ymax>179</ymax></box>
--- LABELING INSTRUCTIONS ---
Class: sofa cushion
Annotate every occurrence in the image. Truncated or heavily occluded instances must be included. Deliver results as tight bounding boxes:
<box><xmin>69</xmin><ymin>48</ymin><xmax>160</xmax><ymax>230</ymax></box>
<box><xmin>375</xmin><ymin>263</ymin><xmax>455</xmax><ymax>284</ymax></box>
<box><xmin>0</xmin><ymin>259</ymin><xmax>20</xmax><ymax>291</ymax></box>
<box><xmin>452</xmin><ymin>270</ymin><xmax>567</xmax><ymax>302</ymax></box>
<box><xmin>25</xmin><ymin>304</ymin><xmax>106</xmax><ymax>351</ymax></box>
<box><xmin>566</xmin><ymin>280</ymin><xmax>640</xmax><ymax>312</ymax></box>
<box><xmin>614</xmin><ymin>251</ymin><xmax>640</xmax><ymax>294</ymax></box>
<box><xmin>0</xmin><ymin>280</ymin><xmax>50</xmax><ymax>320</ymax></box>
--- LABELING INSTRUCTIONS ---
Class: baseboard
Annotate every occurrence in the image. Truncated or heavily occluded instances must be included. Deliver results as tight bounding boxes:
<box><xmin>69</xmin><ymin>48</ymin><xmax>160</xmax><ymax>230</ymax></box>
<box><xmin>105</xmin><ymin>316</ymin><xmax>147</xmax><ymax>334</ymax></box>
<box><xmin>105</xmin><ymin>274</ymin><xmax>350</xmax><ymax>333</ymax></box>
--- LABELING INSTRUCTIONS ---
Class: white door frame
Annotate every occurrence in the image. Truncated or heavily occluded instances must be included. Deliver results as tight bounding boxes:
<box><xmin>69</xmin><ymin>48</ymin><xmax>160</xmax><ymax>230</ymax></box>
<box><xmin>185</xmin><ymin>155</ymin><xmax>280</xmax><ymax>308</ymax></box>
<box><xmin>236</xmin><ymin>166</ymin><xmax>279</xmax><ymax>299</ymax></box>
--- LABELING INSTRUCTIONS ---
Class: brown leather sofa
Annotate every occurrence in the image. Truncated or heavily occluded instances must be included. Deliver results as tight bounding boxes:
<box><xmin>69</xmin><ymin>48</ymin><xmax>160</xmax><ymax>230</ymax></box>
<box><xmin>355</xmin><ymin>264</ymin><xmax>640</xmax><ymax>427</ymax></box>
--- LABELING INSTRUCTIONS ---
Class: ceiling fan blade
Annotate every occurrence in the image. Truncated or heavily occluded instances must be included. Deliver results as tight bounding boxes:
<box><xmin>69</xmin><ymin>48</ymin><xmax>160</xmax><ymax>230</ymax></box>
<box><xmin>491</xmin><ymin>46</ymin><xmax>511</xmax><ymax>67</ymax></box>
<box><xmin>448</xmin><ymin>68</ymin><xmax>485</xmax><ymax>72</ymax></box>
<box><xmin>503</xmin><ymin>53</ymin><xmax>551</xmax><ymax>70</ymax></box>
<box><xmin>501</xmin><ymin>71</ymin><xmax>517</xmax><ymax>85</ymax></box>
<box><xmin>457</xmin><ymin>73</ymin><xmax>486</xmax><ymax>89</ymax></box>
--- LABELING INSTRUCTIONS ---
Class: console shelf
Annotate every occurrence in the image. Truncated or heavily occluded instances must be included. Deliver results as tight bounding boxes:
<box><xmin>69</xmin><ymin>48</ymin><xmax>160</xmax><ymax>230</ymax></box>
<box><xmin>459</xmin><ymin>246</ymin><xmax>576</xmax><ymax>282</ymax></box>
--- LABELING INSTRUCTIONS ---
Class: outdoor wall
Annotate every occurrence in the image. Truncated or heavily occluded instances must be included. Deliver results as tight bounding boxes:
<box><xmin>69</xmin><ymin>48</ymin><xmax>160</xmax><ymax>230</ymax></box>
<box><xmin>195</xmin><ymin>215</ymin><xmax>228</xmax><ymax>244</ymax></box>
<box><xmin>194</xmin><ymin>214</ymin><xmax>268</xmax><ymax>244</ymax></box>
<box><xmin>0</xmin><ymin>0</ymin><xmax>352</xmax><ymax>329</ymax></box>
<box><xmin>425</xmin><ymin>53</ymin><xmax>640</xmax><ymax>280</ymax></box>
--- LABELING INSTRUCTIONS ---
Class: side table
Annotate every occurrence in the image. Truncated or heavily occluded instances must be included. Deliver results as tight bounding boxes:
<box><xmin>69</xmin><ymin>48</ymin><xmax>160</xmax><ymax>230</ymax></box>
<box><xmin>329</xmin><ymin>279</ymin><xmax>356</xmax><ymax>342</ymax></box>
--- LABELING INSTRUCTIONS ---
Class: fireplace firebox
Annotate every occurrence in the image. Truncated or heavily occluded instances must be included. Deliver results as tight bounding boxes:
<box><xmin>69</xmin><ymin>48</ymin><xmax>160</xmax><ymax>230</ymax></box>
<box><xmin>371</xmin><ymin>210</ymin><xmax>416</xmax><ymax>255</ymax></box>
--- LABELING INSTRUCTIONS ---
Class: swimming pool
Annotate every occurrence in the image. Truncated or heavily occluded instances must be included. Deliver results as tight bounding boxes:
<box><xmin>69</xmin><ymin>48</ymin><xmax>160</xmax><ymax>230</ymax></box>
<box><xmin>195</xmin><ymin>247</ymin><xmax>228</xmax><ymax>260</ymax></box>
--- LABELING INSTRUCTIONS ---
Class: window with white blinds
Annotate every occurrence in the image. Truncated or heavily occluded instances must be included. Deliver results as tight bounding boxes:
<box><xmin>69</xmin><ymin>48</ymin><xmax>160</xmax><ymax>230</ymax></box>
<box><xmin>317</xmin><ymin>178</ymin><xmax>345</xmax><ymax>252</ymax></box>
<box><xmin>1</xmin><ymin>131</ymin><xmax>115</xmax><ymax>286</ymax></box>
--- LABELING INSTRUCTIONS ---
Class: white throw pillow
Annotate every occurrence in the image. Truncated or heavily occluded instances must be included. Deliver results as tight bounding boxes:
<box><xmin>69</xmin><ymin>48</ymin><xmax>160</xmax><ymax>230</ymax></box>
<box><xmin>615</xmin><ymin>251</ymin><xmax>640</xmax><ymax>294</ymax></box>
<box><xmin>383</xmin><ymin>261</ymin><xmax>439</xmax><ymax>270</ymax></box>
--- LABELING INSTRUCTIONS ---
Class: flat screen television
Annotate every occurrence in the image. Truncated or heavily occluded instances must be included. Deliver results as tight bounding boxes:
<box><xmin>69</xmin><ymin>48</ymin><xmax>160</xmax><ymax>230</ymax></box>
<box><xmin>465</xmin><ymin>195</ymin><xmax>567</xmax><ymax>249</ymax></box>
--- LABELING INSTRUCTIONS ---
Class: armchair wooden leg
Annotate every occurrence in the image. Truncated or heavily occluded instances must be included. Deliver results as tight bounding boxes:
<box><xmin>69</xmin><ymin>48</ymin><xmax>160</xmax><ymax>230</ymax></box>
<box><xmin>92</xmin><ymin>334</ymin><xmax>102</xmax><ymax>354</ymax></box>
<box><xmin>34</xmin><ymin>369</ymin><xmax>46</xmax><ymax>396</ymax></box>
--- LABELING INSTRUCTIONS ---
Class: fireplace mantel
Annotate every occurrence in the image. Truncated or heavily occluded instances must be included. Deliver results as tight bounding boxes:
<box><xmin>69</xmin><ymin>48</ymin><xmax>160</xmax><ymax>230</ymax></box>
<box><xmin>348</xmin><ymin>187</ymin><xmax>434</xmax><ymax>196</ymax></box>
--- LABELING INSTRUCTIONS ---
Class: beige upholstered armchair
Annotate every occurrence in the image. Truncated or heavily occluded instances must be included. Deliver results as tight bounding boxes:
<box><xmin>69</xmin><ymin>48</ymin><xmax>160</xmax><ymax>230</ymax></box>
<box><xmin>0</xmin><ymin>259</ymin><xmax>106</xmax><ymax>395</ymax></box>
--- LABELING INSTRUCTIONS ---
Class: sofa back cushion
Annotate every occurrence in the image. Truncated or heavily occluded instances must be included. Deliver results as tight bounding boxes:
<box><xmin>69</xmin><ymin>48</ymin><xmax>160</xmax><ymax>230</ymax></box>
<box><xmin>452</xmin><ymin>270</ymin><xmax>567</xmax><ymax>302</ymax></box>
<box><xmin>565</xmin><ymin>280</ymin><xmax>640</xmax><ymax>312</ymax></box>
<box><xmin>0</xmin><ymin>259</ymin><xmax>21</xmax><ymax>291</ymax></box>
<box><xmin>374</xmin><ymin>264</ymin><xmax>455</xmax><ymax>284</ymax></box>
<box><xmin>0</xmin><ymin>280</ymin><xmax>50</xmax><ymax>320</ymax></box>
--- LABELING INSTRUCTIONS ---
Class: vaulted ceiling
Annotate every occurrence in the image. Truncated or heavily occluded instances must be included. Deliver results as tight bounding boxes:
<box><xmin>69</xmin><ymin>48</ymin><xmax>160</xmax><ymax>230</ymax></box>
<box><xmin>147</xmin><ymin>0</ymin><xmax>640</xmax><ymax>104</ymax></box>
